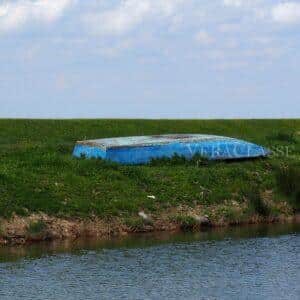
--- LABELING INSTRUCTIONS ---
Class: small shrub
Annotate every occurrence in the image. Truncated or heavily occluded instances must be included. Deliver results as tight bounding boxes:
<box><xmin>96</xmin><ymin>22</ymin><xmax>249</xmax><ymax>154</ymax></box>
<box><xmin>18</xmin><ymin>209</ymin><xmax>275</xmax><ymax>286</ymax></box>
<box><xmin>267</xmin><ymin>132</ymin><xmax>296</xmax><ymax>144</ymax></box>
<box><xmin>27</xmin><ymin>220</ymin><xmax>47</xmax><ymax>236</ymax></box>
<box><xmin>173</xmin><ymin>215</ymin><xmax>198</xmax><ymax>231</ymax></box>
<box><xmin>0</xmin><ymin>173</ymin><xmax>7</xmax><ymax>181</ymax></box>
<box><xmin>224</xmin><ymin>207</ymin><xmax>244</xmax><ymax>224</ymax></box>
<box><xmin>276</xmin><ymin>165</ymin><xmax>300</xmax><ymax>211</ymax></box>
<box><xmin>294</xmin><ymin>191</ymin><xmax>300</xmax><ymax>211</ymax></box>
<box><xmin>0</xmin><ymin>225</ymin><xmax>5</xmax><ymax>237</ymax></box>
<box><xmin>246</xmin><ymin>188</ymin><xmax>271</xmax><ymax>217</ymax></box>
<box><xmin>276</xmin><ymin>165</ymin><xmax>299</xmax><ymax>196</ymax></box>
<box><xmin>124</xmin><ymin>218</ymin><xmax>147</xmax><ymax>231</ymax></box>
<box><xmin>56</xmin><ymin>144</ymin><xmax>72</xmax><ymax>154</ymax></box>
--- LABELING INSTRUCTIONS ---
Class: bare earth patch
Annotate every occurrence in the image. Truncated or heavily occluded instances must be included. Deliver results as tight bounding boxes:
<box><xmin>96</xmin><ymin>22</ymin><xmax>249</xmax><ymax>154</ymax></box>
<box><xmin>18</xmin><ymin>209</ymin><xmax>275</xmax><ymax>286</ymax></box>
<box><xmin>0</xmin><ymin>200</ymin><xmax>297</xmax><ymax>245</ymax></box>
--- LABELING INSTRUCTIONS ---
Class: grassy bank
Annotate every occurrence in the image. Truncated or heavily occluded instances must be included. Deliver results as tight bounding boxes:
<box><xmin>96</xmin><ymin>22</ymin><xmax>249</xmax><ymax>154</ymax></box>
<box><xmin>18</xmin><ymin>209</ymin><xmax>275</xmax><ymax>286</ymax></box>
<box><xmin>0</xmin><ymin>119</ymin><xmax>300</xmax><ymax>243</ymax></box>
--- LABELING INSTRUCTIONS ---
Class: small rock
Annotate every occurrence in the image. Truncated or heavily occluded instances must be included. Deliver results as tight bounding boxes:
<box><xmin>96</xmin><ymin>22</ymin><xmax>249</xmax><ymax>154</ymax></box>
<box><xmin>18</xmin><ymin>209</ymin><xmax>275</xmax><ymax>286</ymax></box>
<box><xmin>0</xmin><ymin>238</ymin><xmax>7</xmax><ymax>245</ymax></box>
<box><xmin>138</xmin><ymin>211</ymin><xmax>149</xmax><ymax>220</ymax></box>
<box><xmin>138</xmin><ymin>211</ymin><xmax>153</xmax><ymax>224</ymax></box>
<box><xmin>193</xmin><ymin>215</ymin><xmax>212</xmax><ymax>227</ymax></box>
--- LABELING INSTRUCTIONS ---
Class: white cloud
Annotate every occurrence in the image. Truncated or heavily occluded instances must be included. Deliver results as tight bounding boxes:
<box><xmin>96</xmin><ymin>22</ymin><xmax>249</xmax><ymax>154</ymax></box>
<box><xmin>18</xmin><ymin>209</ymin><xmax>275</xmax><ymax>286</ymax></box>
<box><xmin>97</xmin><ymin>39</ymin><xmax>136</xmax><ymax>58</ymax></box>
<box><xmin>218</xmin><ymin>23</ymin><xmax>240</xmax><ymax>32</ymax></box>
<box><xmin>195</xmin><ymin>30</ymin><xmax>214</xmax><ymax>45</ymax></box>
<box><xmin>83</xmin><ymin>0</ymin><xmax>184</xmax><ymax>35</ymax></box>
<box><xmin>214</xmin><ymin>60</ymin><xmax>249</xmax><ymax>71</ymax></box>
<box><xmin>225</xmin><ymin>38</ymin><xmax>238</xmax><ymax>49</ymax></box>
<box><xmin>207</xmin><ymin>49</ymin><xmax>226</xmax><ymax>60</ymax></box>
<box><xmin>252</xmin><ymin>36</ymin><xmax>273</xmax><ymax>45</ymax></box>
<box><xmin>223</xmin><ymin>0</ymin><xmax>264</xmax><ymax>8</ymax></box>
<box><xmin>0</xmin><ymin>0</ymin><xmax>74</xmax><ymax>32</ymax></box>
<box><xmin>272</xmin><ymin>2</ymin><xmax>300</xmax><ymax>24</ymax></box>
<box><xmin>223</xmin><ymin>0</ymin><xmax>243</xmax><ymax>7</ymax></box>
<box><xmin>243</xmin><ymin>47</ymin><xmax>283</xmax><ymax>59</ymax></box>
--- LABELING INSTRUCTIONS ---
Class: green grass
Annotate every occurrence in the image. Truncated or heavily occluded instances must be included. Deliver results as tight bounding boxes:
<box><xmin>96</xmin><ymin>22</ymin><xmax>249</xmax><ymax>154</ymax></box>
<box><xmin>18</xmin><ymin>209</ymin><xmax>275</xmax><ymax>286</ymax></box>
<box><xmin>246</xmin><ymin>187</ymin><xmax>271</xmax><ymax>217</ymax></box>
<box><xmin>172</xmin><ymin>215</ymin><xmax>198</xmax><ymax>231</ymax></box>
<box><xmin>0</xmin><ymin>119</ymin><xmax>299</xmax><ymax>219</ymax></box>
<box><xmin>26</xmin><ymin>220</ymin><xmax>49</xmax><ymax>240</ymax></box>
<box><xmin>27</xmin><ymin>220</ymin><xmax>47</xmax><ymax>236</ymax></box>
<box><xmin>124</xmin><ymin>217</ymin><xmax>153</xmax><ymax>231</ymax></box>
<box><xmin>275</xmin><ymin>163</ymin><xmax>300</xmax><ymax>211</ymax></box>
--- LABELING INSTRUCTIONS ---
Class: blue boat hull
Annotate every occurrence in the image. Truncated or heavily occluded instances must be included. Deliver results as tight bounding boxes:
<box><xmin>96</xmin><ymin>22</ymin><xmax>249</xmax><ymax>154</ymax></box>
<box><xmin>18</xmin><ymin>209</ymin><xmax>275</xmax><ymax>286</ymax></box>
<box><xmin>73</xmin><ymin>135</ymin><xmax>270</xmax><ymax>165</ymax></box>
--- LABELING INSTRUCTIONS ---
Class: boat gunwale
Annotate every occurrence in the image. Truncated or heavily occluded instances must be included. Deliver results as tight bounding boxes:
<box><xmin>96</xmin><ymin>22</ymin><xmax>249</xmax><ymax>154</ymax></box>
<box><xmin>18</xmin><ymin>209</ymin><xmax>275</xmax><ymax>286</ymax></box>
<box><xmin>75</xmin><ymin>134</ymin><xmax>236</xmax><ymax>150</ymax></box>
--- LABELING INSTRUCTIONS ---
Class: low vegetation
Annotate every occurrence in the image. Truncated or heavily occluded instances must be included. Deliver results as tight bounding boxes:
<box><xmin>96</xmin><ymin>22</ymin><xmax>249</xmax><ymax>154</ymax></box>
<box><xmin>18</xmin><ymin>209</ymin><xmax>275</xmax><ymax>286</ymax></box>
<box><xmin>266</xmin><ymin>132</ymin><xmax>297</xmax><ymax>144</ymax></box>
<box><xmin>172</xmin><ymin>216</ymin><xmax>199</xmax><ymax>231</ymax></box>
<box><xmin>275</xmin><ymin>163</ymin><xmax>300</xmax><ymax>212</ymax></box>
<box><xmin>246</xmin><ymin>187</ymin><xmax>271</xmax><ymax>217</ymax></box>
<box><xmin>27</xmin><ymin>220</ymin><xmax>47</xmax><ymax>234</ymax></box>
<box><xmin>0</xmin><ymin>119</ymin><xmax>299</xmax><ymax>225</ymax></box>
<box><xmin>26</xmin><ymin>220</ymin><xmax>48</xmax><ymax>240</ymax></box>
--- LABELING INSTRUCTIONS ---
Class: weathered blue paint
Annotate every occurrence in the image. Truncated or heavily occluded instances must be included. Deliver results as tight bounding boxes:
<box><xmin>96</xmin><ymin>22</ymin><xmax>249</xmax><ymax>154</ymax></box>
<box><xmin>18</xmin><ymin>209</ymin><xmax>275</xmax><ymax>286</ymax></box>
<box><xmin>72</xmin><ymin>134</ymin><xmax>271</xmax><ymax>165</ymax></box>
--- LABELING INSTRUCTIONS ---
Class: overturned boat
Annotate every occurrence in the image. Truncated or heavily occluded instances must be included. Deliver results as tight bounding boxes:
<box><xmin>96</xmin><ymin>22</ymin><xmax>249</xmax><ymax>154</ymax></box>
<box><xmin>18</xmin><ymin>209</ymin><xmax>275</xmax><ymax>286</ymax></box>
<box><xmin>72</xmin><ymin>134</ymin><xmax>270</xmax><ymax>165</ymax></box>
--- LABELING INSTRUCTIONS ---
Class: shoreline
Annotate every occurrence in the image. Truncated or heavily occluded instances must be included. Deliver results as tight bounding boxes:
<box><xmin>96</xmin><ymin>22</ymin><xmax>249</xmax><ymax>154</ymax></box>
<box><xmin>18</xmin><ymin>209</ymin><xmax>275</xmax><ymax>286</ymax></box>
<box><xmin>0</xmin><ymin>120</ymin><xmax>299</xmax><ymax>246</ymax></box>
<box><xmin>1</xmin><ymin>209</ymin><xmax>299</xmax><ymax>246</ymax></box>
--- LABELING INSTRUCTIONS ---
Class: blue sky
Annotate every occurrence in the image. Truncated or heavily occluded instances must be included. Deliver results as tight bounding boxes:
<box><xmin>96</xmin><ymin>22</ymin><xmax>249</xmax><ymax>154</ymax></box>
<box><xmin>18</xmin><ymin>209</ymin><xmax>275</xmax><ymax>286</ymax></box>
<box><xmin>0</xmin><ymin>0</ymin><xmax>300</xmax><ymax>118</ymax></box>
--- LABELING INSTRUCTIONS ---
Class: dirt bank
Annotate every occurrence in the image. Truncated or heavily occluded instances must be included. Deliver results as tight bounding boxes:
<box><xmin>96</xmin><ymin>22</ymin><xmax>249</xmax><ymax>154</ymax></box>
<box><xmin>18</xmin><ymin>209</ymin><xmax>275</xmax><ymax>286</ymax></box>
<box><xmin>1</xmin><ymin>202</ymin><xmax>299</xmax><ymax>245</ymax></box>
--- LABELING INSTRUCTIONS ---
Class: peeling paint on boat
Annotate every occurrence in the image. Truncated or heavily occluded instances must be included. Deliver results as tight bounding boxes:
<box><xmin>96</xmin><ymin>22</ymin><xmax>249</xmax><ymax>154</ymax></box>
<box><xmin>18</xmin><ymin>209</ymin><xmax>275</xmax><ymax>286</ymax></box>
<box><xmin>72</xmin><ymin>134</ymin><xmax>271</xmax><ymax>165</ymax></box>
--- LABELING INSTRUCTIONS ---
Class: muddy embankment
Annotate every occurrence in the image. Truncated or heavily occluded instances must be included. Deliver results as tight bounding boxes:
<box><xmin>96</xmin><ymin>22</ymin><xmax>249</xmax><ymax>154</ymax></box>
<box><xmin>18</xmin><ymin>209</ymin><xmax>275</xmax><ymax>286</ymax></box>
<box><xmin>1</xmin><ymin>201</ymin><xmax>299</xmax><ymax>245</ymax></box>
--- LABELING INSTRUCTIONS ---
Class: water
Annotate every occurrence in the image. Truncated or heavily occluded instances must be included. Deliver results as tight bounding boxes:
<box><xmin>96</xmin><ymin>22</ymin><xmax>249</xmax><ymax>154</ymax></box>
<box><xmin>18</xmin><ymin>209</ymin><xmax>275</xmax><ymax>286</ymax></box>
<box><xmin>0</xmin><ymin>224</ymin><xmax>300</xmax><ymax>300</ymax></box>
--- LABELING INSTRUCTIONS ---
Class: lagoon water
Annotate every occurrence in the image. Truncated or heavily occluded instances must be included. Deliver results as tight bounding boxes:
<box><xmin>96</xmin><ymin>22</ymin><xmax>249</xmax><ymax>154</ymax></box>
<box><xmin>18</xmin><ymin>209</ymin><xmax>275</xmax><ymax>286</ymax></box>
<box><xmin>0</xmin><ymin>224</ymin><xmax>300</xmax><ymax>300</ymax></box>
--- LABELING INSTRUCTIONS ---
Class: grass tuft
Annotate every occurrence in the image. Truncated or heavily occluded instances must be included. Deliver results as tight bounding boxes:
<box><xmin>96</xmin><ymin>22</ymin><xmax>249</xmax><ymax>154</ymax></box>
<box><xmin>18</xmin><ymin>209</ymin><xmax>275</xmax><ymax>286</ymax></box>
<box><xmin>124</xmin><ymin>217</ymin><xmax>153</xmax><ymax>231</ymax></box>
<box><xmin>173</xmin><ymin>215</ymin><xmax>198</xmax><ymax>231</ymax></box>
<box><xmin>149</xmin><ymin>153</ymin><xmax>211</xmax><ymax>167</ymax></box>
<box><xmin>246</xmin><ymin>187</ymin><xmax>271</xmax><ymax>217</ymax></box>
<box><xmin>0</xmin><ymin>225</ymin><xmax>5</xmax><ymax>237</ymax></box>
<box><xmin>276</xmin><ymin>164</ymin><xmax>300</xmax><ymax>211</ymax></box>
<box><xmin>27</xmin><ymin>220</ymin><xmax>47</xmax><ymax>236</ymax></box>
<box><xmin>267</xmin><ymin>132</ymin><xmax>297</xmax><ymax>144</ymax></box>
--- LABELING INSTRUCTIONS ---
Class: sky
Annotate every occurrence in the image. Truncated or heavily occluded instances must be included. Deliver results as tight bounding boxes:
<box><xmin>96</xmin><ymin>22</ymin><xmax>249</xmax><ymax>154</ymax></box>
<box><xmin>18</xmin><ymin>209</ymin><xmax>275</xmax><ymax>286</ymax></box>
<box><xmin>0</xmin><ymin>0</ymin><xmax>300</xmax><ymax>119</ymax></box>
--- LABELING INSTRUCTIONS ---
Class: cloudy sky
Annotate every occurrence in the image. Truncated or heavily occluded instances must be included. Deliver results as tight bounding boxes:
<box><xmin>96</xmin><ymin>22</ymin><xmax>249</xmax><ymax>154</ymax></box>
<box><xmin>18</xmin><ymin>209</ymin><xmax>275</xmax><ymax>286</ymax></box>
<box><xmin>0</xmin><ymin>0</ymin><xmax>299</xmax><ymax>118</ymax></box>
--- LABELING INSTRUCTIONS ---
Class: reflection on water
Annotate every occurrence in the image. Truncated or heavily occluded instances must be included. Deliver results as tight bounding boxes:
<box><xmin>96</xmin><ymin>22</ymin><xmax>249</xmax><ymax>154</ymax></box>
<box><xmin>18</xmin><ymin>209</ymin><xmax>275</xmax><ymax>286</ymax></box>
<box><xmin>1</xmin><ymin>223</ymin><xmax>300</xmax><ymax>262</ymax></box>
<box><xmin>0</xmin><ymin>223</ymin><xmax>300</xmax><ymax>299</ymax></box>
